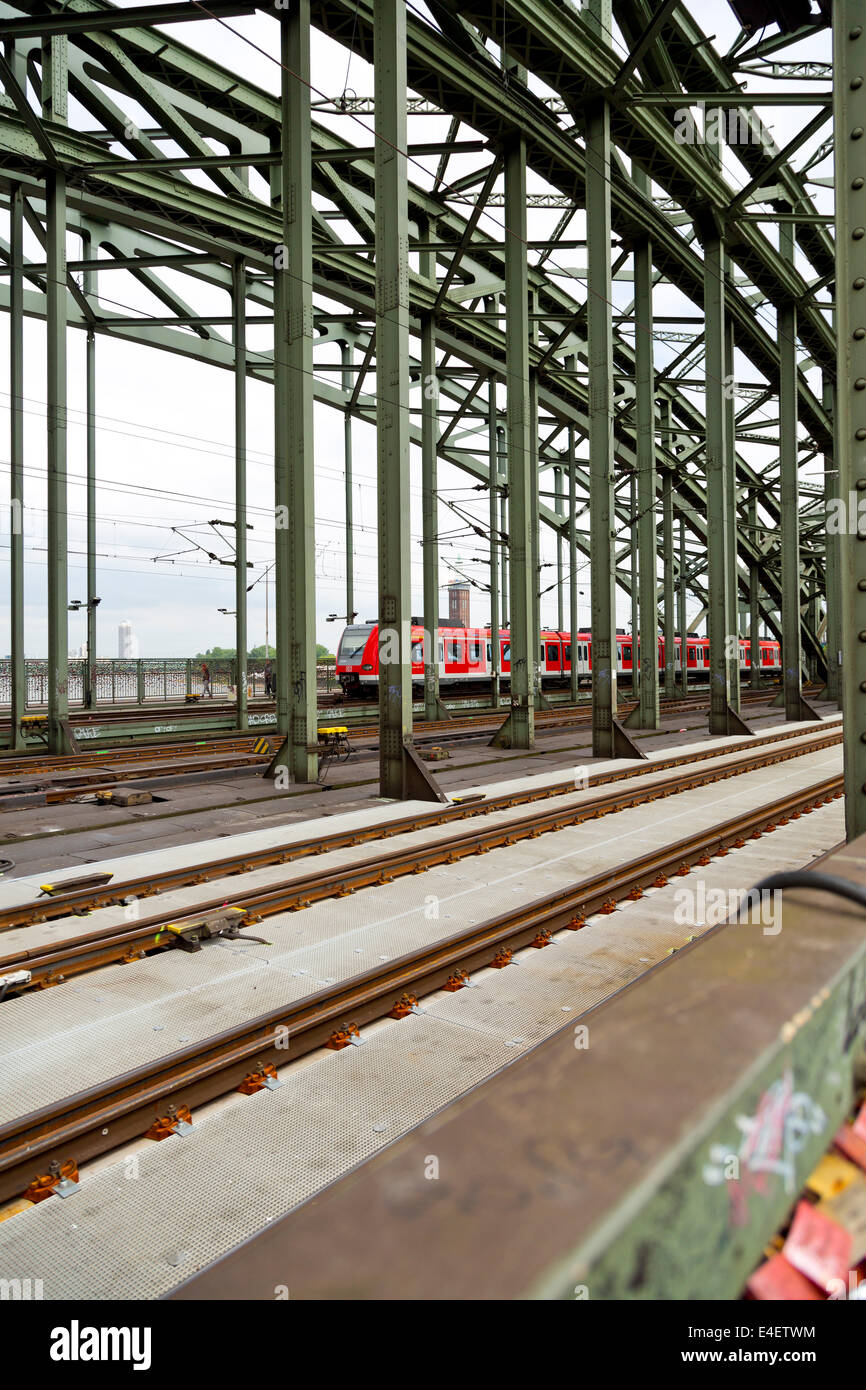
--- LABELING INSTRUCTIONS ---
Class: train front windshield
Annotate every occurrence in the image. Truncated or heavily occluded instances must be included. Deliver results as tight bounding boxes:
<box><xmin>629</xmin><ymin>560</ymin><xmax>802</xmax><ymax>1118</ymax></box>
<box><xmin>338</xmin><ymin>627</ymin><xmax>372</xmax><ymax>664</ymax></box>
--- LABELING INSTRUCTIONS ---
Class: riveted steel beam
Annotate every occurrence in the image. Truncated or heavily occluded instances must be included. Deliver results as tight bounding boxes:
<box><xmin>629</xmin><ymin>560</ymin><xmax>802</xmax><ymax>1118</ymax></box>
<box><xmin>586</xmin><ymin>84</ymin><xmax>617</xmax><ymax>755</ymax></box>
<box><xmin>634</xmin><ymin>212</ymin><xmax>659</xmax><ymax>729</ymax></box>
<box><xmin>503</xmin><ymin>132</ymin><xmax>534</xmax><ymax>749</ymax></box>
<box><xmin>836</xmin><ymin>1</ymin><xmax>866</xmax><ymax>839</ymax></box>
<box><xmin>272</xmin><ymin>3</ymin><xmax>317</xmax><ymax>784</ymax></box>
<box><xmin>375</xmin><ymin>0</ymin><xmax>414</xmax><ymax>793</ymax></box>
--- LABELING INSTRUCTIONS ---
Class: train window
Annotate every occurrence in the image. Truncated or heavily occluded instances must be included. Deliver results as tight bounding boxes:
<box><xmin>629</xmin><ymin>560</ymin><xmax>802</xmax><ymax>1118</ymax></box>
<box><xmin>446</xmin><ymin>641</ymin><xmax>463</xmax><ymax>663</ymax></box>
<box><xmin>501</xmin><ymin>642</ymin><xmax>510</xmax><ymax>662</ymax></box>
<box><xmin>486</xmin><ymin>642</ymin><xmax>492</xmax><ymax>661</ymax></box>
<box><xmin>547</xmin><ymin>643</ymin><xmax>559</xmax><ymax>663</ymax></box>
<box><xmin>410</xmin><ymin>641</ymin><xmax>424</xmax><ymax>664</ymax></box>
<box><xmin>337</xmin><ymin>629</ymin><xmax>370</xmax><ymax>663</ymax></box>
<box><xmin>564</xmin><ymin>644</ymin><xmax>571</xmax><ymax>662</ymax></box>
<box><xmin>540</xmin><ymin>645</ymin><xmax>546</xmax><ymax>663</ymax></box>
<box><xmin>581</xmin><ymin>643</ymin><xmax>588</xmax><ymax>661</ymax></box>
<box><xmin>623</xmin><ymin>644</ymin><xmax>632</xmax><ymax>662</ymax></box>
<box><xmin>688</xmin><ymin>646</ymin><xmax>696</xmax><ymax>662</ymax></box>
<box><xmin>468</xmin><ymin>640</ymin><xmax>481</xmax><ymax>664</ymax></box>
<box><xmin>438</xmin><ymin>642</ymin><xmax>444</xmax><ymax>663</ymax></box>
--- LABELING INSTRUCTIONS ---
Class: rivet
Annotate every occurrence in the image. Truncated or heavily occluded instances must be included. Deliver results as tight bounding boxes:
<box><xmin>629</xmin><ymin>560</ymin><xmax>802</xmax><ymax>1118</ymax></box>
<box><xmin>856</xmin><ymin>328</ymin><xmax>866</xmax><ymax>339</ymax></box>
<box><xmin>857</xmin><ymin>428</ymin><xmax>866</xmax><ymax>440</ymax></box>
<box><xmin>856</xmin><ymin>278</ymin><xmax>866</xmax><ymax>289</ymax></box>
<box><xmin>857</xmin><ymin>379</ymin><xmax>866</xmax><ymax>390</ymax></box>
<box><xmin>856</xmin><ymin>228</ymin><xmax>866</xmax><ymax>240</ymax></box>
<box><xmin>859</xmin><ymin>631</ymin><xmax>866</xmax><ymax>641</ymax></box>
<box><xmin>854</xmin><ymin>128</ymin><xmax>865</xmax><ymax>140</ymax></box>
<box><xmin>852</xmin><ymin>26</ymin><xmax>864</xmax><ymax>38</ymax></box>
<box><xmin>861</xmin><ymin>681</ymin><xmax>866</xmax><ymax>692</ymax></box>
<box><xmin>855</xmin><ymin>177</ymin><xmax>866</xmax><ymax>189</ymax></box>
<box><xmin>854</xmin><ymin>77</ymin><xmax>865</xmax><ymax>89</ymax></box>
<box><xmin>860</xmin><ymin>580</ymin><xmax>866</xmax><ymax>591</ymax></box>
<box><xmin>857</xmin><ymin>478</ymin><xmax>866</xmax><ymax>489</ymax></box>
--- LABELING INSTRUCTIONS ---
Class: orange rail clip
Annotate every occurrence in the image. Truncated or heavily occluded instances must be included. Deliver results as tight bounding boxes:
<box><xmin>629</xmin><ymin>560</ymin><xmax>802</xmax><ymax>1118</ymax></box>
<box><xmin>388</xmin><ymin>992</ymin><xmax>420</xmax><ymax>1019</ymax></box>
<box><xmin>145</xmin><ymin>1104</ymin><xmax>194</xmax><ymax>1141</ymax></box>
<box><xmin>238</xmin><ymin>1063</ymin><xmax>280</xmax><ymax>1095</ymax></box>
<box><xmin>326</xmin><ymin>1022</ymin><xmax>362</xmax><ymax>1050</ymax></box>
<box><xmin>23</xmin><ymin>1158</ymin><xmax>79</xmax><ymax>1204</ymax></box>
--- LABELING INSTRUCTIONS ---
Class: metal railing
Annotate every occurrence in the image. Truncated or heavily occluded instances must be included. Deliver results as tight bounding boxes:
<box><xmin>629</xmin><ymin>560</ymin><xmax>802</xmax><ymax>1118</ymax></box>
<box><xmin>0</xmin><ymin>658</ymin><xmax>338</xmax><ymax>708</ymax></box>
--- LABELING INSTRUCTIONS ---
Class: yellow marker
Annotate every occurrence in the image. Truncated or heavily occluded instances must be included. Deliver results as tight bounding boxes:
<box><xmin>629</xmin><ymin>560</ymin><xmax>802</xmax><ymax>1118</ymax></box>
<box><xmin>806</xmin><ymin>1152</ymin><xmax>862</xmax><ymax>1200</ymax></box>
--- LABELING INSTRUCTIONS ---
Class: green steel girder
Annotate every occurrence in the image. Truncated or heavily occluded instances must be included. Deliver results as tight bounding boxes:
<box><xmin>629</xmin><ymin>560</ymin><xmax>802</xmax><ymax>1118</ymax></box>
<box><xmin>0</xmin><ymin>180</ymin><xmax>820</xmax><ymax>673</ymax></box>
<box><xmin>622</xmin><ymin>0</ymin><xmax>835</xmax><ymax>286</ymax></box>
<box><xmin>7</xmin><ymin>0</ymin><xmax>832</xmax><ymax>470</ymax></box>
<box><xmin>0</xmin><ymin>0</ymin><xmax>833</xmax><ymax>686</ymax></box>
<box><xmin>307</xmin><ymin>0</ymin><xmax>832</xmax><ymax>453</ymax></box>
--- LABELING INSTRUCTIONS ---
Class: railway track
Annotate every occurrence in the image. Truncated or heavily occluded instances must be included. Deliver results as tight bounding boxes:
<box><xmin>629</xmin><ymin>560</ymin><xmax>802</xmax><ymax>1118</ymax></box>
<box><xmin>0</xmin><ymin>723</ymin><xmax>841</xmax><ymax>975</ymax></box>
<box><xmin>0</xmin><ymin>684</ymin><xmax>813</xmax><ymax>785</ymax></box>
<box><xmin>0</xmin><ymin>766</ymin><xmax>842</xmax><ymax>1208</ymax></box>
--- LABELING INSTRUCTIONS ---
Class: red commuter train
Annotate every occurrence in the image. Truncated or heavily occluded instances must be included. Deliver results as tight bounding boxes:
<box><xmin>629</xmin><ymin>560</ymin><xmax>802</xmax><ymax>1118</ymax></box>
<box><xmin>335</xmin><ymin>622</ymin><xmax>782</xmax><ymax>697</ymax></box>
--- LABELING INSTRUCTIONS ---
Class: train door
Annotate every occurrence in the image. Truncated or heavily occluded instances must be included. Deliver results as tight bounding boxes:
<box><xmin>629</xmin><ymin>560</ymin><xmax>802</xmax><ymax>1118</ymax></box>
<box><xmin>466</xmin><ymin>632</ymin><xmax>485</xmax><ymax>679</ymax></box>
<box><xmin>445</xmin><ymin>636</ymin><xmax>466</xmax><ymax>679</ymax></box>
<box><xmin>546</xmin><ymin>639</ymin><xmax>561</xmax><ymax>677</ymax></box>
<box><xmin>500</xmin><ymin>639</ymin><xmax>511</xmax><ymax>677</ymax></box>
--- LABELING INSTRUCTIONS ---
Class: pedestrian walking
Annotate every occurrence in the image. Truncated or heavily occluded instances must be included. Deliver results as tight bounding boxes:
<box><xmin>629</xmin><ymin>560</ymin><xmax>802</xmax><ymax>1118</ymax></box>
<box><xmin>201</xmin><ymin>661</ymin><xmax>212</xmax><ymax>698</ymax></box>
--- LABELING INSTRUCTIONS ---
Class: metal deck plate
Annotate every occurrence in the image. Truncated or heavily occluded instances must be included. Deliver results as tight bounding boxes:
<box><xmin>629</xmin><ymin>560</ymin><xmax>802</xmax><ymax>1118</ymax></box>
<box><xmin>0</xmin><ymin>749</ymin><xmax>841</xmax><ymax>1126</ymax></box>
<box><xmin>0</xmin><ymin>802</ymin><xmax>844</xmax><ymax>1299</ymax></box>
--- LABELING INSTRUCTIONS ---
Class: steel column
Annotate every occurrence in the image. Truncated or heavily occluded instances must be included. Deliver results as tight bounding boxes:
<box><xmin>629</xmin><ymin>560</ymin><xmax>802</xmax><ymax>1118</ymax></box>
<box><xmin>724</xmin><ymin>298</ymin><xmax>740</xmax><ymax>712</ymax></box>
<box><xmin>587</xmin><ymin>89</ymin><xmax>617</xmax><ymax>755</ymax></box>
<box><xmin>555</xmin><ymin>467</ymin><xmax>564</xmax><ymax>633</ymax></box>
<box><xmin>835</xmin><ymin>1</ymin><xmax>866</xmax><ymax>838</ymax></box>
<box><xmin>569</xmin><ymin>425</ymin><xmax>580</xmax><ymax>704</ymax></box>
<box><xmin>504</xmin><ymin>133</ymin><xmax>534</xmax><ymax>748</ymax></box>
<box><xmin>273</xmin><ymin>4</ymin><xmax>317</xmax><ymax>782</ymax></box>
<box><xmin>46</xmin><ymin>168</ymin><xmax>69</xmax><ymax>752</ymax></box>
<box><xmin>342</xmin><ymin>343</ymin><xmax>355</xmax><ymax>630</ymax></box>
<box><xmin>629</xmin><ymin>475</ymin><xmax>638</xmax><ymax>663</ymax></box>
<box><xmin>233</xmin><ymin>256</ymin><xmax>248</xmax><ymax>731</ymax></box>
<box><xmin>9</xmin><ymin>180</ymin><xmax>25</xmax><ymax>747</ymax></box>
<box><xmin>749</xmin><ymin>490</ymin><xmax>762</xmax><ymax>690</ymax></box>
<box><xmin>498</xmin><ymin>434</ymin><xmax>508</xmax><ymax>628</ymax></box>
<box><xmin>375</xmin><ymin>0</ymin><xmax>415</xmax><ymax>789</ymax></box>
<box><xmin>823</xmin><ymin>375</ymin><xmax>842</xmax><ymax>703</ymax></box>
<box><xmin>530</xmin><ymin>353</ymin><xmax>541</xmax><ymax>709</ymax></box>
<box><xmin>662</xmin><ymin>471</ymin><xmax>676</xmax><ymax>697</ymax></box>
<box><xmin>488</xmin><ymin>374</ymin><xmax>500</xmax><ymax>709</ymax></box>
<box><xmin>421</xmin><ymin>306</ymin><xmax>440</xmax><ymax>721</ymax></box>
<box><xmin>679</xmin><ymin>515</ymin><xmax>689</xmax><ymax>695</ymax></box>
<box><xmin>703</xmin><ymin>228</ymin><xmax>732</xmax><ymax>732</ymax></box>
<box><xmin>779</xmin><ymin>219</ymin><xmax>803</xmax><ymax>720</ymax></box>
<box><xmin>635</xmin><ymin>224</ymin><xmax>659</xmax><ymax>727</ymax></box>
<box><xmin>84</xmin><ymin>319</ymin><xmax>96</xmax><ymax>710</ymax></box>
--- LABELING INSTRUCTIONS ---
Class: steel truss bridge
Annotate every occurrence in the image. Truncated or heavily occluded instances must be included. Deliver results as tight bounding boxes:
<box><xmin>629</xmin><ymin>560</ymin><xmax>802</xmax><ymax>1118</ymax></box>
<box><xmin>0</xmin><ymin>0</ymin><xmax>864</xmax><ymax>829</ymax></box>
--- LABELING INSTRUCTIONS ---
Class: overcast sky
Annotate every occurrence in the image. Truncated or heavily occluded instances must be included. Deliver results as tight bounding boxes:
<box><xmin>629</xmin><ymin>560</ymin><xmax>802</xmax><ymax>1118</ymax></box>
<box><xmin>0</xmin><ymin>0</ymin><xmax>833</xmax><ymax>658</ymax></box>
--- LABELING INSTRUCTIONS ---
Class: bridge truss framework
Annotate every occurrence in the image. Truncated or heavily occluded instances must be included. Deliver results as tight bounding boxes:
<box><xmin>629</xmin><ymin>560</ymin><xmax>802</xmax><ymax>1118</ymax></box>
<box><xmin>0</xmin><ymin>0</ymin><xmax>862</xmax><ymax>827</ymax></box>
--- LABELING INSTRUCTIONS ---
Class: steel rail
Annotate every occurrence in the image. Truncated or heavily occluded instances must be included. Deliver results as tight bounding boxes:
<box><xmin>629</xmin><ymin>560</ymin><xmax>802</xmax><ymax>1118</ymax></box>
<box><xmin>0</xmin><ymin>725</ymin><xmax>842</xmax><ymax>981</ymax></box>
<box><xmin>0</xmin><ymin>771</ymin><xmax>843</xmax><ymax>1206</ymax></box>
<box><xmin>0</xmin><ymin>684</ymin><xmax>816</xmax><ymax>780</ymax></box>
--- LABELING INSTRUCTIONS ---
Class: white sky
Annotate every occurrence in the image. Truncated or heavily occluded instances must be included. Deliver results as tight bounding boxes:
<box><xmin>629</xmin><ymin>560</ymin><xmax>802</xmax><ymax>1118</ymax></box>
<box><xmin>0</xmin><ymin>0</ymin><xmax>834</xmax><ymax>657</ymax></box>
